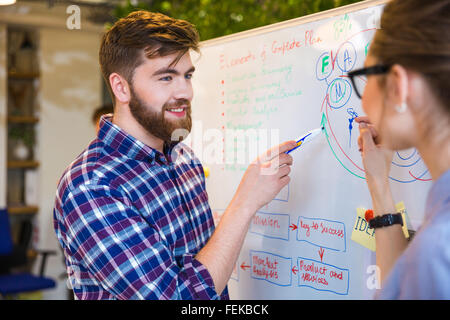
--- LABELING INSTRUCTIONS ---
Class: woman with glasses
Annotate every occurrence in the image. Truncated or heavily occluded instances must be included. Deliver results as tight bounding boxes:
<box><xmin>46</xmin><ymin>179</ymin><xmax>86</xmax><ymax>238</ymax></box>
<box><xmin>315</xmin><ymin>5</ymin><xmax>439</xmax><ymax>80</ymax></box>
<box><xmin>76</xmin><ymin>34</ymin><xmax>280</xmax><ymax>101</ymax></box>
<box><xmin>348</xmin><ymin>0</ymin><xmax>450</xmax><ymax>299</ymax></box>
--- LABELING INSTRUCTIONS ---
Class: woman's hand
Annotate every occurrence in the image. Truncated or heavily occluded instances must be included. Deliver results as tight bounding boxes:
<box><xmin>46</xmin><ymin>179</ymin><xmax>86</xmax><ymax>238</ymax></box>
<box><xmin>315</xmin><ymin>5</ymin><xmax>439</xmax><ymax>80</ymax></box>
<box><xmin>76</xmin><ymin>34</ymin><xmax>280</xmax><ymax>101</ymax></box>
<box><xmin>356</xmin><ymin>117</ymin><xmax>408</xmax><ymax>283</ymax></box>
<box><xmin>356</xmin><ymin>116</ymin><xmax>395</xmax><ymax>214</ymax></box>
<box><xmin>356</xmin><ymin>116</ymin><xmax>394</xmax><ymax>184</ymax></box>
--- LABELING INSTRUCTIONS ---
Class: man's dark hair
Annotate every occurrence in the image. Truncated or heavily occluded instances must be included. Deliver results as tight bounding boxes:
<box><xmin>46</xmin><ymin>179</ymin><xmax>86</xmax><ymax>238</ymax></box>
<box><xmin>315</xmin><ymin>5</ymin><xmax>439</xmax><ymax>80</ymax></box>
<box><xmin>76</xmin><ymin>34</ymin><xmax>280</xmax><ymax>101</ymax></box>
<box><xmin>99</xmin><ymin>11</ymin><xmax>200</xmax><ymax>106</ymax></box>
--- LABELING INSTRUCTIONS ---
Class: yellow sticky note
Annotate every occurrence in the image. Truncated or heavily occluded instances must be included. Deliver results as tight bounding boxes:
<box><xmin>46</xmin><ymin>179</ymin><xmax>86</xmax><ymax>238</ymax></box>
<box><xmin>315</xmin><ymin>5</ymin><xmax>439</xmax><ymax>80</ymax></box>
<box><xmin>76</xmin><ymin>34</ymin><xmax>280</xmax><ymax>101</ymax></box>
<box><xmin>351</xmin><ymin>207</ymin><xmax>376</xmax><ymax>251</ymax></box>
<box><xmin>351</xmin><ymin>202</ymin><xmax>409</xmax><ymax>252</ymax></box>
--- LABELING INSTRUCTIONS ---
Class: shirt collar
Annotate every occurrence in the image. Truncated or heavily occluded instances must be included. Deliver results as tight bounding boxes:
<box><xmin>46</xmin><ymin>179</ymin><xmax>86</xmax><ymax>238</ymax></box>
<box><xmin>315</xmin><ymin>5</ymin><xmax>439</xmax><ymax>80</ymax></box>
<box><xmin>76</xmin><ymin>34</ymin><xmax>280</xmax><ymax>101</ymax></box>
<box><xmin>97</xmin><ymin>114</ymin><xmax>177</xmax><ymax>165</ymax></box>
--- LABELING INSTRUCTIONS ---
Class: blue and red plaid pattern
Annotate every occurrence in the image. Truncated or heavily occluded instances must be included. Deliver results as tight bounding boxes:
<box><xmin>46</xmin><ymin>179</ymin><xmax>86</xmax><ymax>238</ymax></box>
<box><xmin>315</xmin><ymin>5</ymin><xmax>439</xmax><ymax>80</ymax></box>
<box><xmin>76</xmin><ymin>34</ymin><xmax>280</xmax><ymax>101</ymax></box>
<box><xmin>53</xmin><ymin>116</ymin><xmax>228</xmax><ymax>300</ymax></box>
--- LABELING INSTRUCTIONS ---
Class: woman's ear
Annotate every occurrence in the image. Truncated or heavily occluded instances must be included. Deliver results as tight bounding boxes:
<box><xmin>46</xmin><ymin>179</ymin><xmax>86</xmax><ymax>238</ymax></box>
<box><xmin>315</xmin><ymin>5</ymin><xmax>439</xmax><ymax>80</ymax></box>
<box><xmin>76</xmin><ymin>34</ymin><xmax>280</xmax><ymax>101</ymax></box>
<box><xmin>109</xmin><ymin>73</ymin><xmax>131</xmax><ymax>104</ymax></box>
<box><xmin>385</xmin><ymin>64</ymin><xmax>409</xmax><ymax>112</ymax></box>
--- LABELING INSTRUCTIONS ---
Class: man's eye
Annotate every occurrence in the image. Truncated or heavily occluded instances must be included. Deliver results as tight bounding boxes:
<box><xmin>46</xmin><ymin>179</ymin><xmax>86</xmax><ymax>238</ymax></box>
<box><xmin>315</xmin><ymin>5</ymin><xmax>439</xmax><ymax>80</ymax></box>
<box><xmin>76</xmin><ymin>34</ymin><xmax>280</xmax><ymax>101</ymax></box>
<box><xmin>160</xmin><ymin>76</ymin><xmax>172</xmax><ymax>81</ymax></box>
<box><xmin>185</xmin><ymin>73</ymin><xmax>193</xmax><ymax>80</ymax></box>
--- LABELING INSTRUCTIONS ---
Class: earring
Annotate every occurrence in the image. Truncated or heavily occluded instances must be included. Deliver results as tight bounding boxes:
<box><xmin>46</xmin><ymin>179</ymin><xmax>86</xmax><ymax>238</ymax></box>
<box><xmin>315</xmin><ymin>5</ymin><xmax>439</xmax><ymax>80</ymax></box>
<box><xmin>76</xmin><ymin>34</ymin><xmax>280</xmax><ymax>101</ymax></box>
<box><xmin>395</xmin><ymin>102</ymin><xmax>408</xmax><ymax>113</ymax></box>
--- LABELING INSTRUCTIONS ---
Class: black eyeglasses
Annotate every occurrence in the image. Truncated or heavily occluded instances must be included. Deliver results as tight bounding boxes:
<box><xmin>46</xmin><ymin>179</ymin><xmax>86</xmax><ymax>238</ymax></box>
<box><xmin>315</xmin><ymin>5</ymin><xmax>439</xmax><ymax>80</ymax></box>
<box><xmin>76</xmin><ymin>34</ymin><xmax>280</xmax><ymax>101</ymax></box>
<box><xmin>347</xmin><ymin>65</ymin><xmax>391</xmax><ymax>99</ymax></box>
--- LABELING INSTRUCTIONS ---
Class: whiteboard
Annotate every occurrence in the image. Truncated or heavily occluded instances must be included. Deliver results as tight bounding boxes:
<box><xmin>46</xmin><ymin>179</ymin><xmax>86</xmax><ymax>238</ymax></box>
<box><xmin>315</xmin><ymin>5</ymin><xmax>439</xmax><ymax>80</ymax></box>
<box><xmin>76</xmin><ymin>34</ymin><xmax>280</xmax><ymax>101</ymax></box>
<box><xmin>188</xmin><ymin>0</ymin><xmax>432</xmax><ymax>299</ymax></box>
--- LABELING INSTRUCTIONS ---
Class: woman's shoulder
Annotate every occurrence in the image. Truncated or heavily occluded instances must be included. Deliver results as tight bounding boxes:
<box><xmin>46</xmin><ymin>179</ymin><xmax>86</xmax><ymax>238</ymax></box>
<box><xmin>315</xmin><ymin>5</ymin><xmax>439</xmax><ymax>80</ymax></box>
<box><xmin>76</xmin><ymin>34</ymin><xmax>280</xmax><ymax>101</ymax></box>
<box><xmin>402</xmin><ymin>209</ymin><xmax>450</xmax><ymax>281</ymax></box>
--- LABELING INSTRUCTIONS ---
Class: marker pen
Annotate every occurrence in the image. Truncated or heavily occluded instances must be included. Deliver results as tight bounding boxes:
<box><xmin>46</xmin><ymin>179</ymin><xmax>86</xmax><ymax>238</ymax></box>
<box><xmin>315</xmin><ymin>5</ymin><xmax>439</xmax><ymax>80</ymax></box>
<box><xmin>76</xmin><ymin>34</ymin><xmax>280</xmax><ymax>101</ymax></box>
<box><xmin>286</xmin><ymin>126</ymin><xmax>324</xmax><ymax>154</ymax></box>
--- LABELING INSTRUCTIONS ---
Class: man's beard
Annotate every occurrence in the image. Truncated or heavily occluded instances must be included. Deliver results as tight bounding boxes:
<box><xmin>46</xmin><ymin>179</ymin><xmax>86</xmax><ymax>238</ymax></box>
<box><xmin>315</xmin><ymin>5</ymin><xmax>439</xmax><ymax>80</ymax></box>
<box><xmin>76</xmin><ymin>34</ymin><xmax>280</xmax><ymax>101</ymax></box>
<box><xmin>129</xmin><ymin>86</ymin><xmax>192</xmax><ymax>144</ymax></box>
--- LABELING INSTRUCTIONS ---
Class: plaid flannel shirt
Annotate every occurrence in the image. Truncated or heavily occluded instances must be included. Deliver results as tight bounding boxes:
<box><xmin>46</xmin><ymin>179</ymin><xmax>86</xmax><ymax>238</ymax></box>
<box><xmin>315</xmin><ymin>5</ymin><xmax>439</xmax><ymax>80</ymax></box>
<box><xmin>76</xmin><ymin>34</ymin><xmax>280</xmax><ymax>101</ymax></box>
<box><xmin>53</xmin><ymin>115</ymin><xmax>228</xmax><ymax>300</ymax></box>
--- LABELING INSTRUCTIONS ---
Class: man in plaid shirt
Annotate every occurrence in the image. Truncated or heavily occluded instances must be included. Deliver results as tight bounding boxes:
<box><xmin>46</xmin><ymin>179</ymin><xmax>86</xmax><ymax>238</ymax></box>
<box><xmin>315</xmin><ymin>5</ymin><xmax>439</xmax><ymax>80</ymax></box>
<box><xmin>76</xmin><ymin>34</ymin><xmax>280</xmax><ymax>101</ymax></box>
<box><xmin>53</xmin><ymin>10</ymin><xmax>295</xmax><ymax>300</ymax></box>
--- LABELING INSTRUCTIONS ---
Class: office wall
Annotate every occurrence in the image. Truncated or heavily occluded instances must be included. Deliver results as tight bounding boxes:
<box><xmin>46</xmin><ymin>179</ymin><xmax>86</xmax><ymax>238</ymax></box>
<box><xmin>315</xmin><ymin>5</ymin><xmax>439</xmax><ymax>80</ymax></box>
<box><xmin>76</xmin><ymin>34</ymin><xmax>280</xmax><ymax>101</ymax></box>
<box><xmin>0</xmin><ymin>1</ymin><xmax>103</xmax><ymax>299</ymax></box>
<box><xmin>37</xmin><ymin>26</ymin><xmax>102</xmax><ymax>299</ymax></box>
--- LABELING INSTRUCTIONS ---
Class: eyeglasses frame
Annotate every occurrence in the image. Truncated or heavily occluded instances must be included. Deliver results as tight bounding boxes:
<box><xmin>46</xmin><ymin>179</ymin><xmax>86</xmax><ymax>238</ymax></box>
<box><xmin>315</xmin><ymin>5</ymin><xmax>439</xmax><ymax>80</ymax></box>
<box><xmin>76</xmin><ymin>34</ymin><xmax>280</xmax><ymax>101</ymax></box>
<box><xmin>347</xmin><ymin>64</ymin><xmax>391</xmax><ymax>99</ymax></box>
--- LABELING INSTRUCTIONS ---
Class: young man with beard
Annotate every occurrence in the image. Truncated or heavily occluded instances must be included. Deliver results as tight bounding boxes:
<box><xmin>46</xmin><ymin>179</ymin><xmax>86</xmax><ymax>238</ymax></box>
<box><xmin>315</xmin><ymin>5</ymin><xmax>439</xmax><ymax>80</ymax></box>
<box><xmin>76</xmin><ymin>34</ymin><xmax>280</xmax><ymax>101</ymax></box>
<box><xmin>53</xmin><ymin>11</ymin><xmax>295</xmax><ymax>300</ymax></box>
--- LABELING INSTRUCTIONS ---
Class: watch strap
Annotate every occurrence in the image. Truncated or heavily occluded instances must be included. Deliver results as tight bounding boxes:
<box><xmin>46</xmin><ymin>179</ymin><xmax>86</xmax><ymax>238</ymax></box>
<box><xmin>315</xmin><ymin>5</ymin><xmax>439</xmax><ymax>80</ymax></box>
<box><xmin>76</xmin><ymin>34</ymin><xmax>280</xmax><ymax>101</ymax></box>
<box><xmin>368</xmin><ymin>213</ymin><xmax>403</xmax><ymax>229</ymax></box>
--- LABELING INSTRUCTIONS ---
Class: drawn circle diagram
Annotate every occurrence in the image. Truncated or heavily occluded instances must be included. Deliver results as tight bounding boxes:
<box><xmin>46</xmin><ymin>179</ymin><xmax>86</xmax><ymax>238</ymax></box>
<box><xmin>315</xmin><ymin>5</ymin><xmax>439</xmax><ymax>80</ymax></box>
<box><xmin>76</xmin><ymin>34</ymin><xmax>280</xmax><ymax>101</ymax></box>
<box><xmin>326</xmin><ymin>78</ymin><xmax>352</xmax><ymax>109</ymax></box>
<box><xmin>315</xmin><ymin>52</ymin><xmax>333</xmax><ymax>80</ymax></box>
<box><xmin>316</xmin><ymin>29</ymin><xmax>431</xmax><ymax>183</ymax></box>
<box><xmin>336</xmin><ymin>42</ymin><xmax>357</xmax><ymax>73</ymax></box>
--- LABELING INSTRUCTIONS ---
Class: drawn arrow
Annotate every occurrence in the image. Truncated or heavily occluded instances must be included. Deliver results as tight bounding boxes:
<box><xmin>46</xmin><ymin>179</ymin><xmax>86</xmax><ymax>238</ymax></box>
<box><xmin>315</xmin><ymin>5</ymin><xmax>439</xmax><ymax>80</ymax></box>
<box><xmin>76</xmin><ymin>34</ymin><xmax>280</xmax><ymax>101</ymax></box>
<box><xmin>240</xmin><ymin>262</ymin><xmax>251</xmax><ymax>271</ymax></box>
<box><xmin>322</xmin><ymin>110</ymin><xmax>365</xmax><ymax>180</ymax></box>
<box><xmin>292</xmin><ymin>266</ymin><xmax>298</xmax><ymax>275</ymax></box>
<box><xmin>320</xmin><ymin>113</ymin><xmax>329</xmax><ymax>139</ymax></box>
<box><xmin>318</xmin><ymin>247</ymin><xmax>325</xmax><ymax>262</ymax></box>
<box><xmin>289</xmin><ymin>223</ymin><xmax>298</xmax><ymax>231</ymax></box>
